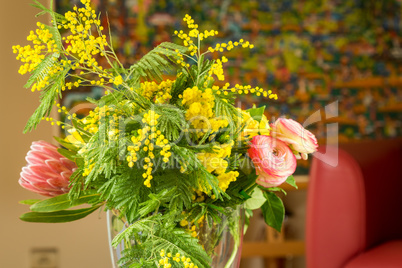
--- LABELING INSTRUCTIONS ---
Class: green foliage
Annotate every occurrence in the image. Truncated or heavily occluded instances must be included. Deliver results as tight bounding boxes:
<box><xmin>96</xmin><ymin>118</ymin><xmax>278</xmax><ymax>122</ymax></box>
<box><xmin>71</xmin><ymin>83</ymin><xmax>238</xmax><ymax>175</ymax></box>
<box><xmin>170</xmin><ymin>145</ymin><xmax>202</xmax><ymax>172</ymax></box>
<box><xmin>45</xmin><ymin>29</ymin><xmax>62</xmax><ymax>53</ymax></box>
<box><xmin>169</xmin><ymin>69</ymin><xmax>192</xmax><ymax>104</ymax></box>
<box><xmin>244</xmin><ymin>187</ymin><xmax>266</xmax><ymax>210</ymax></box>
<box><xmin>247</xmin><ymin>106</ymin><xmax>266</xmax><ymax>121</ymax></box>
<box><xmin>150</xmin><ymin>227</ymin><xmax>211</xmax><ymax>268</ymax></box>
<box><xmin>126</xmin><ymin>42</ymin><xmax>188</xmax><ymax>85</ymax></box>
<box><xmin>82</xmin><ymin>123</ymin><xmax>121</xmax><ymax>184</ymax></box>
<box><xmin>24</xmin><ymin>67</ymin><xmax>69</xmax><ymax>133</ymax></box>
<box><xmin>20</xmin><ymin>190</ymin><xmax>102</xmax><ymax>223</ymax></box>
<box><xmin>99</xmin><ymin>172</ymin><xmax>152</xmax><ymax>223</ymax></box>
<box><xmin>31</xmin><ymin>0</ymin><xmax>66</xmax><ymax>23</ymax></box>
<box><xmin>285</xmin><ymin>175</ymin><xmax>298</xmax><ymax>189</ymax></box>
<box><xmin>19</xmin><ymin>199</ymin><xmax>41</xmax><ymax>205</ymax></box>
<box><xmin>57</xmin><ymin>148</ymin><xmax>77</xmax><ymax>161</ymax></box>
<box><xmin>24</xmin><ymin>54</ymin><xmax>58</xmax><ymax>89</ymax></box>
<box><xmin>213</xmin><ymin>173</ymin><xmax>257</xmax><ymax>208</ymax></box>
<box><xmin>195</xmin><ymin>168</ymin><xmax>222</xmax><ymax>199</ymax></box>
<box><xmin>67</xmin><ymin>168</ymin><xmax>86</xmax><ymax>200</ymax></box>
<box><xmin>30</xmin><ymin>192</ymin><xmax>100</xmax><ymax>212</ymax></box>
<box><xmin>155</xmin><ymin>104</ymin><xmax>186</xmax><ymax>141</ymax></box>
<box><xmin>20</xmin><ymin>205</ymin><xmax>102</xmax><ymax>223</ymax></box>
<box><xmin>214</xmin><ymin>96</ymin><xmax>239</xmax><ymax>132</ymax></box>
<box><xmin>138</xmin><ymin>188</ymin><xmax>177</xmax><ymax>217</ymax></box>
<box><xmin>261</xmin><ymin>191</ymin><xmax>285</xmax><ymax>232</ymax></box>
<box><xmin>53</xmin><ymin>136</ymin><xmax>79</xmax><ymax>151</ymax></box>
<box><xmin>116</xmin><ymin>218</ymin><xmax>211</xmax><ymax>268</ymax></box>
<box><xmin>154</xmin><ymin>171</ymin><xmax>194</xmax><ymax>212</ymax></box>
<box><xmin>111</xmin><ymin>216</ymin><xmax>157</xmax><ymax>248</ymax></box>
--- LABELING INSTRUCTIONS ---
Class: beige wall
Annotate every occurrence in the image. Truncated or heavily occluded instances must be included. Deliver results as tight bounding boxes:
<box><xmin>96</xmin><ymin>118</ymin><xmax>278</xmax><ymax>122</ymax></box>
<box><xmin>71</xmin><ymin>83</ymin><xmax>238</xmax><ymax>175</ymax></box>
<box><xmin>0</xmin><ymin>1</ymin><xmax>110</xmax><ymax>267</ymax></box>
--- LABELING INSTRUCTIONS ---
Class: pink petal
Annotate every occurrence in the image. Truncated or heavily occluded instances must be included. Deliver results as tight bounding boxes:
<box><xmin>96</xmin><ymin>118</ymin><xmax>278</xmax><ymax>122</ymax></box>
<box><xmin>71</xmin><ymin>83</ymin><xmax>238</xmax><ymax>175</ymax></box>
<box><xmin>60</xmin><ymin>171</ymin><xmax>72</xmax><ymax>183</ymax></box>
<box><xmin>30</xmin><ymin>180</ymin><xmax>59</xmax><ymax>191</ymax></box>
<box><xmin>21</xmin><ymin>166</ymin><xmax>34</xmax><ymax>177</ymax></box>
<box><xmin>26</xmin><ymin>151</ymin><xmax>50</xmax><ymax>165</ymax></box>
<box><xmin>60</xmin><ymin>158</ymin><xmax>77</xmax><ymax>171</ymax></box>
<box><xmin>45</xmin><ymin>159</ymin><xmax>71</xmax><ymax>173</ymax></box>
<box><xmin>60</xmin><ymin>187</ymin><xmax>70</xmax><ymax>193</ymax></box>
<box><xmin>40</xmin><ymin>147</ymin><xmax>63</xmax><ymax>160</ymax></box>
<box><xmin>19</xmin><ymin>182</ymin><xmax>53</xmax><ymax>196</ymax></box>
<box><xmin>32</xmin><ymin>141</ymin><xmax>58</xmax><ymax>150</ymax></box>
<box><xmin>47</xmin><ymin>178</ymin><xmax>69</xmax><ymax>189</ymax></box>
<box><xmin>20</xmin><ymin>171</ymin><xmax>47</xmax><ymax>184</ymax></box>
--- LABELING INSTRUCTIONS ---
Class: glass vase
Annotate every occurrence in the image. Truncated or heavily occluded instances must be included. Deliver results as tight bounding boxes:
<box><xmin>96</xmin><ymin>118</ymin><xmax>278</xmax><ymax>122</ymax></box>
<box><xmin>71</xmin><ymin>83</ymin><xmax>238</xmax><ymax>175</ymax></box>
<box><xmin>107</xmin><ymin>206</ymin><xmax>244</xmax><ymax>268</ymax></box>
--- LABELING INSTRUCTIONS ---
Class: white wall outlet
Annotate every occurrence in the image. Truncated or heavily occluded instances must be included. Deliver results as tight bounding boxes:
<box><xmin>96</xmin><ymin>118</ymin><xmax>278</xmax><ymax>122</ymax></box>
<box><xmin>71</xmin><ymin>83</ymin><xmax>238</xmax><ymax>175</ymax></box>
<box><xmin>30</xmin><ymin>248</ymin><xmax>58</xmax><ymax>268</ymax></box>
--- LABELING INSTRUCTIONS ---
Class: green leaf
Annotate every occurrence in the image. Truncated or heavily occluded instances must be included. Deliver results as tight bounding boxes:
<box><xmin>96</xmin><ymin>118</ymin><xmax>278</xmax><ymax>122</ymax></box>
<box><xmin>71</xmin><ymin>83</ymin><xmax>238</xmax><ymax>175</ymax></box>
<box><xmin>57</xmin><ymin>148</ymin><xmax>77</xmax><ymax>161</ymax></box>
<box><xmin>266</xmin><ymin>187</ymin><xmax>287</xmax><ymax>195</ymax></box>
<box><xmin>53</xmin><ymin>136</ymin><xmax>79</xmax><ymax>151</ymax></box>
<box><xmin>75</xmin><ymin>157</ymin><xmax>85</xmax><ymax>168</ymax></box>
<box><xmin>24</xmin><ymin>67</ymin><xmax>70</xmax><ymax>133</ymax></box>
<box><xmin>126</xmin><ymin>42</ymin><xmax>187</xmax><ymax>83</ymax></box>
<box><xmin>244</xmin><ymin>187</ymin><xmax>266</xmax><ymax>210</ymax></box>
<box><xmin>19</xmin><ymin>199</ymin><xmax>41</xmax><ymax>205</ymax></box>
<box><xmin>48</xmin><ymin>0</ymin><xmax>63</xmax><ymax>49</ymax></box>
<box><xmin>20</xmin><ymin>205</ymin><xmax>101</xmax><ymax>223</ymax></box>
<box><xmin>285</xmin><ymin>175</ymin><xmax>298</xmax><ymax>189</ymax></box>
<box><xmin>155</xmin><ymin>104</ymin><xmax>186</xmax><ymax>141</ymax></box>
<box><xmin>30</xmin><ymin>192</ymin><xmax>100</xmax><ymax>212</ymax></box>
<box><xmin>239</xmin><ymin>190</ymin><xmax>251</xmax><ymax>199</ymax></box>
<box><xmin>31</xmin><ymin>0</ymin><xmax>66</xmax><ymax>23</ymax></box>
<box><xmin>215</xmin><ymin>96</ymin><xmax>239</xmax><ymax>132</ymax></box>
<box><xmin>24</xmin><ymin>54</ymin><xmax>58</xmax><ymax>89</ymax></box>
<box><xmin>150</xmin><ymin>227</ymin><xmax>211</xmax><ymax>268</ymax></box>
<box><xmin>261</xmin><ymin>191</ymin><xmax>285</xmax><ymax>232</ymax></box>
<box><xmin>247</xmin><ymin>106</ymin><xmax>266</xmax><ymax>121</ymax></box>
<box><xmin>111</xmin><ymin>217</ymin><xmax>156</xmax><ymax>247</ymax></box>
<box><xmin>138</xmin><ymin>188</ymin><xmax>177</xmax><ymax>217</ymax></box>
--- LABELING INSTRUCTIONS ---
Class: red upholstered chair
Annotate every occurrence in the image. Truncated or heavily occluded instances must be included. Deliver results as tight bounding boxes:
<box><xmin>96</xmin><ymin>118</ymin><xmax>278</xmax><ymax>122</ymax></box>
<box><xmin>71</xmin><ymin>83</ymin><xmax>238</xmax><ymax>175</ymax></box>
<box><xmin>306</xmin><ymin>139</ymin><xmax>402</xmax><ymax>268</ymax></box>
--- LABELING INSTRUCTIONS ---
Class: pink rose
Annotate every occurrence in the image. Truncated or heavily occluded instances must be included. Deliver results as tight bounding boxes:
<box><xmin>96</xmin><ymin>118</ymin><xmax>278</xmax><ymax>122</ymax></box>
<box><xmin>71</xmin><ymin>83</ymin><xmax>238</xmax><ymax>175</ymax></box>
<box><xmin>272</xmin><ymin>118</ymin><xmax>318</xmax><ymax>160</ymax></box>
<box><xmin>248</xmin><ymin>135</ymin><xmax>297</xmax><ymax>188</ymax></box>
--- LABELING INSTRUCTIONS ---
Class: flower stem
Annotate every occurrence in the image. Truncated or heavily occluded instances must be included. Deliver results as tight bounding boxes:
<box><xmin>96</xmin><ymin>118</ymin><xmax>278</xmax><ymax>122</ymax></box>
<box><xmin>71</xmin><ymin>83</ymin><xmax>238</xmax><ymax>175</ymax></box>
<box><xmin>224</xmin><ymin>240</ymin><xmax>239</xmax><ymax>268</ymax></box>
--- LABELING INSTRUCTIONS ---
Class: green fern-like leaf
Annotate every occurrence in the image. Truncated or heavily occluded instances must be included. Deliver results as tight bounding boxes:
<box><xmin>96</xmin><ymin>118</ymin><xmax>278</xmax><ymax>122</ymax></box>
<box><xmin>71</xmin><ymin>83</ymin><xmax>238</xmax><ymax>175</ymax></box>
<box><xmin>214</xmin><ymin>96</ymin><xmax>239</xmax><ymax>130</ymax></box>
<box><xmin>154</xmin><ymin>171</ymin><xmax>194</xmax><ymax>211</ymax></box>
<box><xmin>24</xmin><ymin>53</ymin><xmax>59</xmax><ymax>89</ymax></box>
<box><xmin>31</xmin><ymin>0</ymin><xmax>66</xmax><ymax>23</ymax></box>
<box><xmin>155</xmin><ymin>104</ymin><xmax>186</xmax><ymax>141</ymax></box>
<box><xmin>42</xmin><ymin>24</ymin><xmax>62</xmax><ymax>51</ymax></box>
<box><xmin>111</xmin><ymin>216</ymin><xmax>157</xmax><ymax>248</ymax></box>
<box><xmin>147</xmin><ymin>227</ymin><xmax>211</xmax><ymax>268</ymax></box>
<box><xmin>169</xmin><ymin>69</ymin><xmax>191</xmax><ymax>104</ymax></box>
<box><xmin>126</xmin><ymin>42</ymin><xmax>188</xmax><ymax>84</ymax></box>
<box><xmin>23</xmin><ymin>67</ymin><xmax>69</xmax><ymax>133</ymax></box>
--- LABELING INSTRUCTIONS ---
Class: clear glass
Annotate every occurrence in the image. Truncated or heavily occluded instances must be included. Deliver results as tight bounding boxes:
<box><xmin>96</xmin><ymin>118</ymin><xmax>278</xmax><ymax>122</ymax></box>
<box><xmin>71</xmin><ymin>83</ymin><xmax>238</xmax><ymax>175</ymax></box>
<box><xmin>107</xmin><ymin>210</ymin><xmax>127</xmax><ymax>267</ymax></box>
<box><xmin>197</xmin><ymin>206</ymin><xmax>245</xmax><ymax>268</ymax></box>
<box><xmin>107</xmin><ymin>206</ymin><xmax>244</xmax><ymax>268</ymax></box>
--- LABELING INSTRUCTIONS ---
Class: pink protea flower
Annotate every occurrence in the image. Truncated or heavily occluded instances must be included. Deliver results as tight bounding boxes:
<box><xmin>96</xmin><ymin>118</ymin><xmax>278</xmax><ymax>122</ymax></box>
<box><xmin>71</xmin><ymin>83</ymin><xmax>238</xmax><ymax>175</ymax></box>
<box><xmin>19</xmin><ymin>141</ymin><xmax>77</xmax><ymax>197</ymax></box>
<box><xmin>248</xmin><ymin>135</ymin><xmax>297</xmax><ymax>188</ymax></box>
<box><xmin>272</xmin><ymin>118</ymin><xmax>318</xmax><ymax>160</ymax></box>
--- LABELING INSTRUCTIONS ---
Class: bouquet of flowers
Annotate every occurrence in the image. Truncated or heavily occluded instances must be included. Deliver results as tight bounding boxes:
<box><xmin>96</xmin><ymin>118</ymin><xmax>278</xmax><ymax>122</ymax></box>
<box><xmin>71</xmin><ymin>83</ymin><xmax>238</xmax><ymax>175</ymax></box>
<box><xmin>14</xmin><ymin>1</ymin><xmax>317</xmax><ymax>267</ymax></box>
